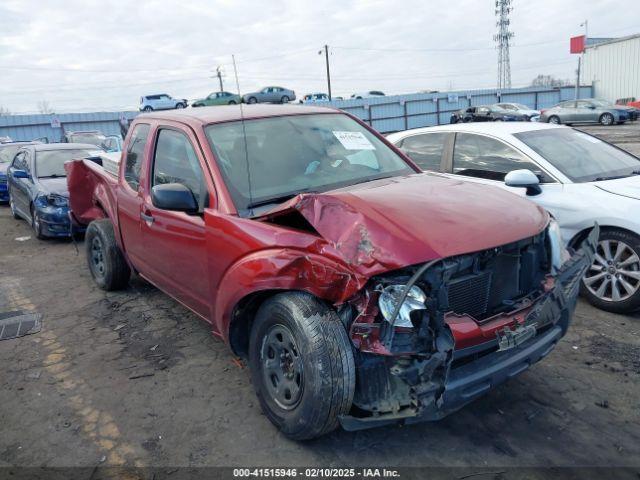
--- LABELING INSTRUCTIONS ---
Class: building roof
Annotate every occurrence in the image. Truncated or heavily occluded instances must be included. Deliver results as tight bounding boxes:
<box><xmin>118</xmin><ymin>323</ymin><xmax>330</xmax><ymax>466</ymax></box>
<box><xmin>585</xmin><ymin>33</ymin><xmax>640</xmax><ymax>49</ymax></box>
<box><xmin>137</xmin><ymin>104</ymin><xmax>339</xmax><ymax>126</ymax></box>
<box><xmin>32</xmin><ymin>143</ymin><xmax>98</xmax><ymax>151</ymax></box>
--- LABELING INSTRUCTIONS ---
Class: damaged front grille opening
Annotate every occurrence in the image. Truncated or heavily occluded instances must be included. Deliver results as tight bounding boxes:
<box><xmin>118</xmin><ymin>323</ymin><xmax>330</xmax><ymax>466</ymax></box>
<box><xmin>342</xmin><ymin>231</ymin><xmax>553</xmax><ymax>425</ymax></box>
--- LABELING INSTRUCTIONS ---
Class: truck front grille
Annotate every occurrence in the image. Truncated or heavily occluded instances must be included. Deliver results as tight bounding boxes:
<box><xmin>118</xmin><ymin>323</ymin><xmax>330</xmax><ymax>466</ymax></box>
<box><xmin>447</xmin><ymin>271</ymin><xmax>492</xmax><ymax>318</ymax></box>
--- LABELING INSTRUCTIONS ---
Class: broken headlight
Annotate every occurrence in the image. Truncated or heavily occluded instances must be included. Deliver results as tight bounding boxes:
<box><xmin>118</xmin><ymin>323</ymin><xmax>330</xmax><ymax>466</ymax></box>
<box><xmin>548</xmin><ymin>218</ymin><xmax>570</xmax><ymax>273</ymax></box>
<box><xmin>378</xmin><ymin>285</ymin><xmax>427</xmax><ymax>328</ymax></box>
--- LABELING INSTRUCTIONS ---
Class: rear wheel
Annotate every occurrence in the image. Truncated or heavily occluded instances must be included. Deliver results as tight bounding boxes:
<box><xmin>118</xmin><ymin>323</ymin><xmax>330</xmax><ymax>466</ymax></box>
<box><xmin>548</xmin><ymin>115</ymin><xmax>560</xmax><ymax>124</ymax></box>
<box><xmin>600</xmin><ymin>113</ymin><xmax>614</xmax><ymax>126</ymax></box>
<box><xmin>581</xmin><ymin>229</ymin><xmax>640</xmax><ymax>313</ymax></box>
<box><xmin>85</xmin><ymin>219</ymin><xmax>131</xmax><ymax>291</ymax></box>
<box><xmin>249</xmin><ymin>292</ymin><xmax>355</xmax><ymax>440</ymax></box>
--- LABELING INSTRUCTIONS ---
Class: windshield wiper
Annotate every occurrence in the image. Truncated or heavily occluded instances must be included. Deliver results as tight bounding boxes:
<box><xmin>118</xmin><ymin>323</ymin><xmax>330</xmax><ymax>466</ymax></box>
<box><xmin>594</xmin><ymin>171</ymin><xmax>640</xmax><ymax>181</ymax></box>
<box><xmin>38</xmin><ymin>174</ymin><xmax>64</xmax><ymax>179</ymax></box>
<box><xmin>247</xmin><ymin>189</ymin><xmax>317</xmax><ymax>209</ymax></box>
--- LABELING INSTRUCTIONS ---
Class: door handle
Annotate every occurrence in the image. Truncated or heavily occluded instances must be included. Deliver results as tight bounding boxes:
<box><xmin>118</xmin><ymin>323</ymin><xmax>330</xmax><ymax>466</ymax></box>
<box><xmin>140</xmin><ymin>211</ymin><xmax>154</xmax><ymax>223</ymax></box>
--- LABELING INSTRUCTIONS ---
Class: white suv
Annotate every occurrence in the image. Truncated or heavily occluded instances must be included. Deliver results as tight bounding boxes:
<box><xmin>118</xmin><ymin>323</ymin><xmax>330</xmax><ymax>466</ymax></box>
<box><xmin>139</xmin><ymin>94</ymin><xmax>188</xmax><ymax>112</ymax></box>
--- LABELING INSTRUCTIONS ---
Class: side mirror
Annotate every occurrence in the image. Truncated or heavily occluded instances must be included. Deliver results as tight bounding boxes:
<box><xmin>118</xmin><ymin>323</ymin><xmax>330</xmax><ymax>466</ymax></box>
<box><xmin>151</xmin><ymin>183</ymin><xmax>198</xmax><ymax>213</ymax></box>
<box><xmin>504</xmin><ymin>169</ymin><xmax>542</xmax><ymax>196</ymax></box>
<box><xmin>12</xmin><ymin>169</ymin><xmax>30</xmax><ymax>179</ymax></box>
<box><xmin>588</xmin><ymin>105</ymin><xmax>596</xmax><ymax>109</ymax></box>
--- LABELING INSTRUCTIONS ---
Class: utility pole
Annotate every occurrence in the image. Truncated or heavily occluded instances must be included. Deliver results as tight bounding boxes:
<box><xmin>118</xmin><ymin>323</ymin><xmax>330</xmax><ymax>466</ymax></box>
<box><xmin>576</xmin><ymin>20</ymin><xmax>588</xmax><ymax>100</ymax></box>
<box><xmin>319</xmin><ymin>45</ymin><xmax>332</xmax><ymax>100</ymax></box>
<box><xmin>494</xmin><ymin>0</ymin><xmax>514</xmax><ymax>92</ymax></box>
<box><xmin>216</xmin><ymin>66</ymin><xmax>224</xmax><ymax>92</ymax></box>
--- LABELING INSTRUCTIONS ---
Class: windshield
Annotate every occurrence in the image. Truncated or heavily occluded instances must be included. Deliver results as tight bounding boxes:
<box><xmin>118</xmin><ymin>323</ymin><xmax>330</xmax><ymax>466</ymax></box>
<box><xmin>513</xmin><ymin>103</ymin><xmax>530</xmax><ymax>110</ymax></box>
<box><xmin>0</xmin><ymin>145</ymin><xmax>23</xmax><ymax>163</ymax></box>
<box><xmin>205</xmin><ymin>113</ymin><xmax>413</xmax><ymax>215</ymax></box>
<box><xmin>68</xmin><ymin>133</ymin><xmax>106</xmax><ymax>147</ymax></box>
<box><xmin>35</xmin><ymin>149</ymin><xmax>93</xmax><ymax>178</ymax></box>
<box><xmin>514</xmin><ymin>129</ymin><xmax>640</xmax><ymax>183</ymax></box>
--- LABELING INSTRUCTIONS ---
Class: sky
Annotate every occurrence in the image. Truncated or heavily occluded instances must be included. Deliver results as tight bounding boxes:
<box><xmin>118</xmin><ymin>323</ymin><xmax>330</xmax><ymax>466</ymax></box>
<box><xmin>0</xmin><ymin>0</ymin><xmax>638</xmax><ymax>114</ymax></box>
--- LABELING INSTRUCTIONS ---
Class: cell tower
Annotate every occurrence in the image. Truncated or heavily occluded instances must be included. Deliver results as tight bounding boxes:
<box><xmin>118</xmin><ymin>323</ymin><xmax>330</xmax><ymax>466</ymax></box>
<box><xmin>494</xmin><ymin>0</ymin><xmax>514</xmax><ymax>90</ymax></box>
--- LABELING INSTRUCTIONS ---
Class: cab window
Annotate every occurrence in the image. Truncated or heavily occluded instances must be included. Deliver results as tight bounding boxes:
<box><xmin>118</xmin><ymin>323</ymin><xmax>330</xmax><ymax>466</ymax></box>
<box><xmin>453</xmin><ymin>133</ymin><xmax>553</xmax><ymax>182</ymax></box>
<box><xmin>124</xmin><ymin>123</ymin><xmax>150</xmax><ymax>190</ymax></box>
<box><xmin>152</xmin><ymin>129</ymin><xmax>206</xmax><ymax>209</ymax></box>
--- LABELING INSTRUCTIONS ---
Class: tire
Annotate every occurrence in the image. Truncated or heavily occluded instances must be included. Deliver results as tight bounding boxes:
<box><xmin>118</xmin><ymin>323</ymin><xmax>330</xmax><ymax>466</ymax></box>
<box><xmin>600</xmin><ymin>113</ymin><xmax>614</xmax><ymax>126</ymax></box>
<box><xmin>175</xmin><ymin>103</ymin><xmax>186</xmax><ymax>109</ymax></box>
<box><xmin>228</xmin><ymin>100</ymin><xmax>237</xmax><ymax>105</ymax></box>
<box><xmin>31</xmin><ymin>206</ymin><xmax>45</xmax><ymax>240</ymax></box>
<box><xmin>580</xmin><ymin>229</ymin><xmax>640</xmax><ymax>313</ymax></box>
<box><xmin>249</xmin><ymin>292</ymin><xmax>355</xmax><ymax>440</ymax></box>
<box><xmin>494</xmin><ymin>118</ymin><xmax>503</xmax><ymax>122</ymax></box>
<box><xmin>9</xmin><ymin>193</ymin><xmax>20</xmax><ymax>219</ymax></box>
<box><xmin>281</xmin><ymin>96</ymin><xmax>290</xmax><ymax>104</ymax></box>
<box><xmin>85</xmin><ymin>219</ymin><xmax>131</xmax><ymax>291</ymax></box>
<box><xmin>247</xmin><ymin>97</ymin><xmax>258</xmax><ymax>104</ymax></box>
<box><xmin>192</xmin><ymin>103</ymin><xmax>201</xmax><ymax>108</ymax></box>
<box><xmin>548</xmin><ymin>115</ymin><xmax>560</xmax><ymax>124</ymax></box>
<box><xmin>143</xmin><ymin>106</ymin><xmax>153</xmax><ymax>112</ymax></box>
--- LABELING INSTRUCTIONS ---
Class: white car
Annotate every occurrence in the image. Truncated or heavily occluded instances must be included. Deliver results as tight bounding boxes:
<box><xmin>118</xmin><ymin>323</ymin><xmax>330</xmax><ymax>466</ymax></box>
<box><xmin>351</xmin><ymin>91</ymin><xmax>385</xmax><ymax>99</ymax></box>
<box><xmin>387</xmin><ymin>122</ymin><xmax>640</xmax><ymax>313</ymax></box>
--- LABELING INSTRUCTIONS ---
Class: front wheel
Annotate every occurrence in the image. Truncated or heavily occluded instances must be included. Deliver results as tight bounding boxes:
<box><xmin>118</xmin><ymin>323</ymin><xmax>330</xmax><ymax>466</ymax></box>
<box><xmin>581</xmin><ymin>229</ymin><xmax>640</xmax><ymax>313</ymax></box>
<box><xmin>142</xmin><ymin>106</ymin><xmax>153</xmax><ymax>112</ymax></box>
<box><xmin>548</xmin><ymin>115</ymin><xmax>560</xmax><ymax>124</ymax></box>
<box><xmin>600</xmin><ymin>113</ymin><xmax>614</xmax><ymax>126</ymax></box>
<box><xmin>85</xmin><ymin>219</ymin><xmax>131</xmax><ymax>291</ymax></box>
<box><xmin>247</xmin><ymin>97</ymin><xmax>257</xmax><ymax>104</ymax></box>
<box><xmin>175</xmin><ymin>103</ymin><xmax>186</xmax><ymax>109</ymax></box>
<box><xmin>249</xmin><ymin>292</ymin><xmax>355</xmax><ymax>440</ymax></box>
<box><xmin>31</xmin><ymin>207</ymin><xmax>45</xmax><ymax>240</ymax></box>
<box><xmin>228</xmin><ymin>100</ymin><xmax>237</xmax><ymax>105</ymax></box>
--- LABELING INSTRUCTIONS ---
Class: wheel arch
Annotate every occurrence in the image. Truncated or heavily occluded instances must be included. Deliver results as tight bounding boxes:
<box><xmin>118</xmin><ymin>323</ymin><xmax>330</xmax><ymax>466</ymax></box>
<box><xmin>569</xmin><ymin>224</ymin><xmax>639</xmax><ymax>250</ymax></box>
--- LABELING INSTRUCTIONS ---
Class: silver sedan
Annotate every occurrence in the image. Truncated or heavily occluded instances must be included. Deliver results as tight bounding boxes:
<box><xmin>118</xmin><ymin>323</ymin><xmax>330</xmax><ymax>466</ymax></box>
<box><xmin>540</xmin><ymin>98</ymin><xmax>630</xmax><ymax>126</ymax></box>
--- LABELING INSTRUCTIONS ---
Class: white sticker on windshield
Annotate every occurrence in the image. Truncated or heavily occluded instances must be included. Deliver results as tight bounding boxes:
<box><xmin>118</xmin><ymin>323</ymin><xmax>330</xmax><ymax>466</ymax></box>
<box><xmin>332</xmin><ymin>131</ymin><xmax>376</xmax><ymax>150</ymax></box>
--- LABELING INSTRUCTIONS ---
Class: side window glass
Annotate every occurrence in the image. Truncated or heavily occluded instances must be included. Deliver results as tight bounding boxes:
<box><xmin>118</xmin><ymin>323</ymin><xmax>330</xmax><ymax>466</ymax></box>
<box><xmin>12</xmin><ymin>152</ymin><xmax>25</xmax><ymax>169</ymax></box>
<box><xmin>124</xmin><ymin>124</ymin><xmax>150</xmax><ymax>190</ymax></box>
<box><xmin>399</xmin><ymin>133</ymin><xmax>447</xmax><ymax>171</ymax></box>
<box><xmin>453</xmin><ymin>133</ymin><xmax>552</xmax><ymax>182</ymax></box>
<box><xmin>152</xmin><ymin>129</ymin><xmax>205</xmax><ymax>208</ymax></box>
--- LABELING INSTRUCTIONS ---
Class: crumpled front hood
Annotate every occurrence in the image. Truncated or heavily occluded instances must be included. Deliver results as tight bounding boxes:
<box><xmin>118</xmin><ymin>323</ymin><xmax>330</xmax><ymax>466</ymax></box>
<box><xmin>38</xmin><ymin>177</ymin><xmax>69</xmax><ymax>197</ymax></box>
<box><xmin>595</xmin><ymin>175</ymin><xmax>640</xmax><ymax>200</ymax></box>
<box><xmin>261</xmin><ymin>174</ymin><xmax>549</xmax><ymax>273</ymax></box>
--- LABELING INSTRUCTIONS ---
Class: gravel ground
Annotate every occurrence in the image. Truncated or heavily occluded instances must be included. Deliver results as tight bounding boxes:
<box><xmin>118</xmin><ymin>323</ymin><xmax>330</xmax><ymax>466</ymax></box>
<box><xmin>1</xmin><ymin>122</ymin><xmax>639</xmax><ymax>475</ymax></box>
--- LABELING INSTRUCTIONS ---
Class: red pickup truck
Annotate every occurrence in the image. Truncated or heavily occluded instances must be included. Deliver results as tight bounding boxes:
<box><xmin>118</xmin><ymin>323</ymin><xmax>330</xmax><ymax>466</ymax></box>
<box><xmin>66</xmin><ymin>105</ymin><xmax>597</xmax><ymax>439</ymax></box>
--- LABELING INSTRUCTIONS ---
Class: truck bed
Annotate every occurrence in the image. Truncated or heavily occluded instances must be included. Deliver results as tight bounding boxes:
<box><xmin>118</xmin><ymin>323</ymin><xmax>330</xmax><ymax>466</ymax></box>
<box><xmin>65</xmin><ymin>158</ymin><xmax>119</xmax><ymax>227</ymax></box>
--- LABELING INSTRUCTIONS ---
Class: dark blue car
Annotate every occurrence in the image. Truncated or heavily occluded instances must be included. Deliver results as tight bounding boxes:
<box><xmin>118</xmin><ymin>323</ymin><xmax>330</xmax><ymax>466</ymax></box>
<box><xmin>0</xmin><ymin>141</ymin><xmax>43</xmax><ymax>203</ymax></box>
<box><xmin>7</xmin><ymin>143</ymin><xmax>96</xmax><ymax>238</ymax></box>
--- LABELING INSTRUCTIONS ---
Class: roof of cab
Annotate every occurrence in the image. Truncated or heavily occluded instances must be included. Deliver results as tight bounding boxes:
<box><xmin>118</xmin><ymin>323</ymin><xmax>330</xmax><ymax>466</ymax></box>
<box><xmin>136</xmin><ymin>104</ymin><xmax>340</xmax><ymax>126</ymax></box>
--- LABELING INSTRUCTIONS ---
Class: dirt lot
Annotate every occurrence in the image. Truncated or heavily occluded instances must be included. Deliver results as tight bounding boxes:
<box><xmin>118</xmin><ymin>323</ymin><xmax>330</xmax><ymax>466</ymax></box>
<box><xmin>1</xmin><ymin>123</ymin><xmax>640</xmax><ymax>475</ymax></box>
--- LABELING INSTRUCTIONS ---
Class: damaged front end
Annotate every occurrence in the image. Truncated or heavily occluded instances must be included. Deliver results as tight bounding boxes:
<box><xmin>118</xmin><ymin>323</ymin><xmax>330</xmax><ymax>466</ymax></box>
<box><xmin>338</xmin><ymin>224</ymin><xmax>599</xmax><ymax>431</ymax></box>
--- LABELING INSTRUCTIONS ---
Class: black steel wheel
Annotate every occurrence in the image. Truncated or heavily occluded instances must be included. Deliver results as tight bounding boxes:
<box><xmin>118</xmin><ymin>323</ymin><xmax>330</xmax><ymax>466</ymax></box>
<box><xmin>249</xmin><ymin>292</ymin><xmax>355</xmax><ymax>440</ymax></box>
<box><xmin>85</xmin><ymin>219</ymin><xmax>131</xmax><ymax>290</ymax></box>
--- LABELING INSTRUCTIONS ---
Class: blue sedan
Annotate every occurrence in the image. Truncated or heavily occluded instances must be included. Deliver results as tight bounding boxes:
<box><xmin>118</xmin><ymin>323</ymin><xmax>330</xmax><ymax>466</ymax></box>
<box><xmin>7</xmin><ymin>143</ymin><xmax>95</xmax><ymax>238</ymax></box>
<box><xmin>0</xmin><ymin>141</ymin><xmax>43</xmax><ymax>203</ymax></box>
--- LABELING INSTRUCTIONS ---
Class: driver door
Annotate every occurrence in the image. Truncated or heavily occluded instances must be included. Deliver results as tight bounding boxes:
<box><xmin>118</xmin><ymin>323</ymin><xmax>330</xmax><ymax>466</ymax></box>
<box><xmin>139</xmin><ymin>125</ymin><xmax>212</xmax><ymax>319</ymax></box>
<box><xmin>9</xmin><ymin>150</ymin><xmax>32</xmax><ymax>214</ymax></box>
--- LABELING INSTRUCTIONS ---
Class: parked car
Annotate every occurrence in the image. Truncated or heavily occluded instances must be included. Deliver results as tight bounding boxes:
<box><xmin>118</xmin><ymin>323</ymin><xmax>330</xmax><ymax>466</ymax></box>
<box><xmin>450</xmin><ymin>105</ymin><xmax>529</xmax><ymax>123</ymax></box>
<box><xmin>388</xmin><ymin>122</ymin><xmax>640</xmax><ymax>312</ymax></box>
<box><xmin>541</xmin><ymin>99</ymin><xmax>631</xmax><ymax>125</ymax></box>
<box><xmin>66</xmin><ymin>104</ymin><xmax>595</xmax><ymax>439</ymax></box>
<box><xmin>139</xmin><ymin>94</ymin><xmax>188</xmax><ymax>112</ymax></box>
<box><xmin>351</xmin><ymin>90</ymin><xmax>385</xmax><ymax>99</ymax></box>
<box><xmin>242</xmin><ymin>86</ymin><xmax>296</xmax><ymax>104</ymax></box>
<box><xmin>494</xmin><ymin>102</ymin><xmax>541</xmax><ymax>121</ymax></box>
<box><xmin>0</xmin><ymin>141</ymin><xmax>42</xmax><ymax>203</ymax></box>
<box><xmin>63</xmin><ymin>130</ymin><xmax>122</xmax><ymax>152</ymax></box>
<box><xmin>191</xmin><ymin>91</ymin><xmax>241</xmax><ymax>107</ymax></box>
<box><xmin>300</xmin><ymin>93</ymin><xmax>330</xmax><ymax>104</ymax></box>
<box><xmin>7</xmin><ymin>143</ymin><xmax>95</xmax><ymax>238</ymax></box>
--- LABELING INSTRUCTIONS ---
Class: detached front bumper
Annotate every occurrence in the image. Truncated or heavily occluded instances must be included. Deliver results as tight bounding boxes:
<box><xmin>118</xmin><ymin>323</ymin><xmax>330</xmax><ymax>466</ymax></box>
<box><xmin>340</xmin><ymin>226</ymin><xmax>598</xmax><ymax>431</ymax></box>
<box><xmin>0</xmin><ymin>177</ymin><xmax>8</xmax><ymax>202</ymax></box>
